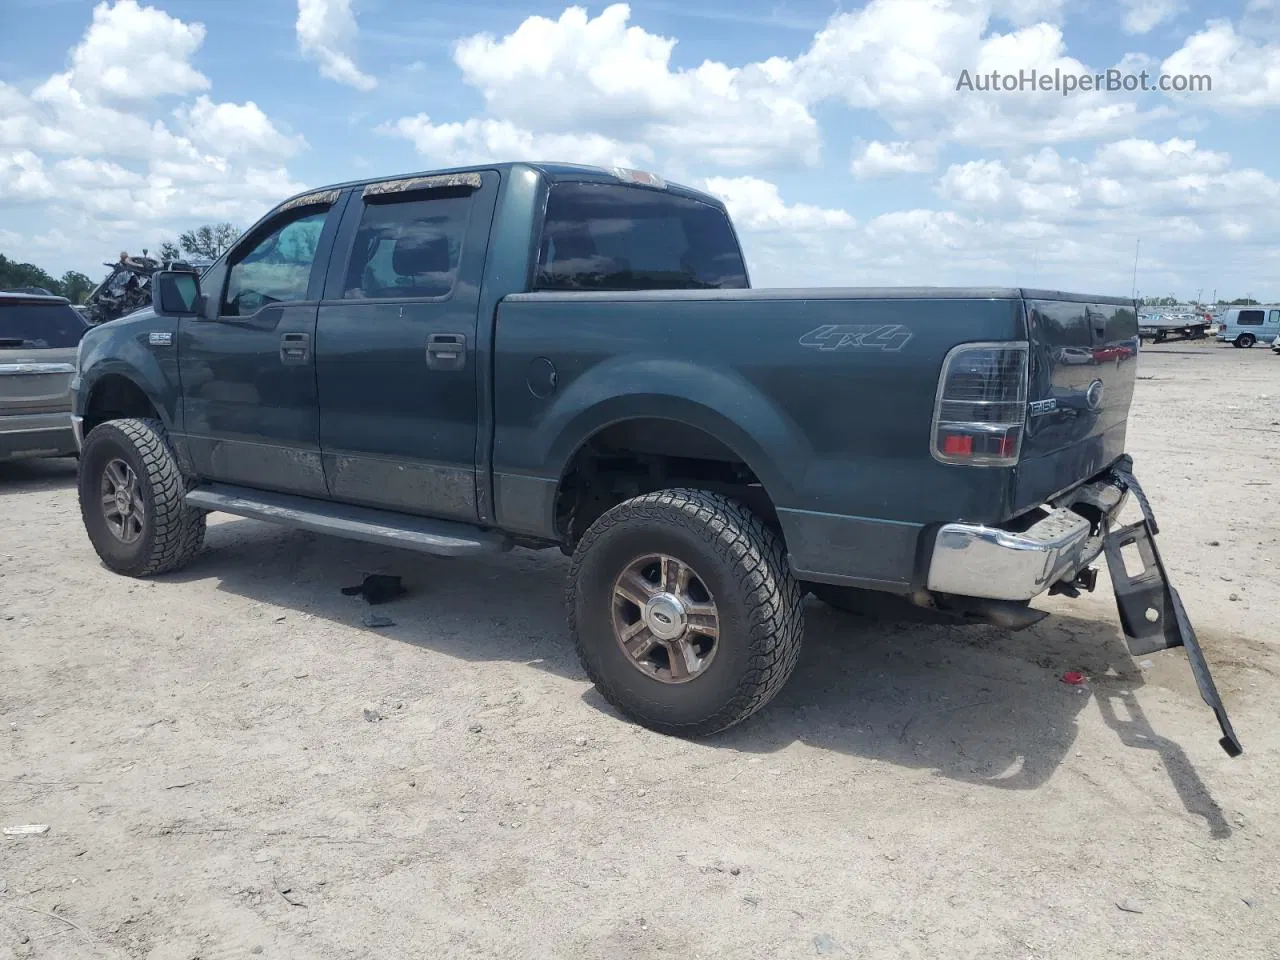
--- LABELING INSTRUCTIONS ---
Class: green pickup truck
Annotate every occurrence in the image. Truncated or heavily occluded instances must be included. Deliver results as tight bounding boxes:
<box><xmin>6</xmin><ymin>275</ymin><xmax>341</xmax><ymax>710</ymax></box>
<box><xmin>69</xmin><ymin>162</ymin><xmax>1240</xmax><ymax>754</ymax></box>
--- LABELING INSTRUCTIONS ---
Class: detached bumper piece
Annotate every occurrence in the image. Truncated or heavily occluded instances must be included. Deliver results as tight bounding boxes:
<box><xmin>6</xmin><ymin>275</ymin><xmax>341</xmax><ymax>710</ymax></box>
<box><xmin>1103</xmin><ymin>457</ymin><xmax>1243</xmax><ymax>758</ymax></box>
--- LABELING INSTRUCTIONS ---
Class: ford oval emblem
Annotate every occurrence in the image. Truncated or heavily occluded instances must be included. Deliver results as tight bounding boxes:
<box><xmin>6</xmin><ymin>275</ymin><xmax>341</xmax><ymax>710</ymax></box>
<box><xmin>1086</xmin><ymin>379</ymin><xmax>1105</xmax><ymax>410</ymax></box>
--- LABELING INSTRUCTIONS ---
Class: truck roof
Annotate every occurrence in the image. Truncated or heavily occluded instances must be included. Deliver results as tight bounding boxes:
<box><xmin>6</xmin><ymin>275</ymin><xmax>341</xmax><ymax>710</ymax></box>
<box><xmin>275</xmin><ymin>161</ymin><xmax>727</xmax><ymax>212</ymax></box>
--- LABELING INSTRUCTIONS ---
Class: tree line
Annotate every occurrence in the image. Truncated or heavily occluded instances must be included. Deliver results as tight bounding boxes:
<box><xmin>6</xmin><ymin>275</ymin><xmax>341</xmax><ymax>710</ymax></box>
<box><xmin>1</xmin><ymin>222</ymin><xmax>241</xmax><ymax>304</ymax></box>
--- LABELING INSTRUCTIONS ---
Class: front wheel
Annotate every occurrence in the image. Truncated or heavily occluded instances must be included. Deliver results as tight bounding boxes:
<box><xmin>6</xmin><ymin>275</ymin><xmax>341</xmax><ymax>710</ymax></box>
<box><xmin>1237</xmin><ymin>334</ymin><xmax>1257</xmax><ymax>348</ymax></box>
<box><xmin>566</xmin><ymin>489</ymin><xmax>803</xmax><ymax>737</ymax></box>
<box><xmin>78</xmin><ymin>418</ymin><xmax>206</xmax><ymax>577</ymax></box>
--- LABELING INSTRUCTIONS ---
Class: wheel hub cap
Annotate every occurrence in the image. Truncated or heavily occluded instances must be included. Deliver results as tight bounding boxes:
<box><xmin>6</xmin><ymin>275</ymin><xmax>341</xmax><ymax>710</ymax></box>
<box><xmin>610</xmin><ymin>554</ymin><xmax>721</xmax><ymax>684</ymax></box>
<box><xmin>643</xmin><ymin>593</ymin><xmax>688</xmax><ymax>641</ymax></box>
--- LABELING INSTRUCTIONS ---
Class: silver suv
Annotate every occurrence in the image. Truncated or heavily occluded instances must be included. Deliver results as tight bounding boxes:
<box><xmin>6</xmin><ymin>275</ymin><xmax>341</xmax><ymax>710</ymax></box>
<box><xmin>0</xmin><ymin>291</ymin><xmax>87</xmax><ymax>460</ymax></box>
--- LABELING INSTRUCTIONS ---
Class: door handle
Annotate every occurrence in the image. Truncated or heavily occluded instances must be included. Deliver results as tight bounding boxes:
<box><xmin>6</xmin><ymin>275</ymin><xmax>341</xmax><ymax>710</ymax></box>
<box><xmin>280</xmin><ymin>332</ymin><xmax>311</xmax><ymax>364</ymax></box>
<box><xmin>426</xmin><ymin>333</ymin><xmax>466</xmax><ymax>371</ymax></box>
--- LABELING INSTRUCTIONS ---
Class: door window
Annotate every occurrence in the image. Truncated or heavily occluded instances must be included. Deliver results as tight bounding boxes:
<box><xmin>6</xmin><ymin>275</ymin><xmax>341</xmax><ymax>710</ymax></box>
<box><xmin>222</xmin><ymin>210</ymin><xmax>328</xmax><ymax>317</ymax></box>
<box><xmin>341</xmin><ymin>190</ymin><xmax>473</xmax><ymax>300</ymax></box>
<box><xmin>535</xmin><ymin>182</ymin><xmax>749</xmax><ymax>291</ymax></box>
<box><xmin>1269</xmin><ymin>310</ymin><xmax>1280</xmax><ymax>324</ymax></box>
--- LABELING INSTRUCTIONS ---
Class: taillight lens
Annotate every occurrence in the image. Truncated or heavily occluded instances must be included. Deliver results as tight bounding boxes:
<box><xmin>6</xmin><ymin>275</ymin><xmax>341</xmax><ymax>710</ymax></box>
<box><xmin>931</xmin><ymin>341</ymin><xmax>1028</xmax><ymax>467</ymax></box>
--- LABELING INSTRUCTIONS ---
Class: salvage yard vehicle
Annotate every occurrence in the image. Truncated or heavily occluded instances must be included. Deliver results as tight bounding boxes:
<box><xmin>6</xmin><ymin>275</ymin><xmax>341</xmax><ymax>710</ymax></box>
<box><xmin>1138</xmin><ymin>311</ymin><xmax>1210</xmax><ymax>343</ymax></box>
<box><xmin>69</xmin><ymin>162</ymin><xmax>1241</xmax><ymax>755</ymax></box>
<box><xmin>1216</xmin><ymin>305</ymin><xmax>1280</xmax><ymax>348</ymax></box>
<box><xmin>1</xmin><ymin>290</ymin><xmax>87</xmax><ymax>460</ymax></box>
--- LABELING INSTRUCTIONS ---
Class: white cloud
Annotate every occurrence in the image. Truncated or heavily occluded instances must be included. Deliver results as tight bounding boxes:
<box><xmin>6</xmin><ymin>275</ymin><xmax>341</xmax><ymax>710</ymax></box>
<box><xmin>174</xmin><ymin>96</ymin><xmax>306</xmax><ymax>157</ymax></box>
<box><xmin>0</xmin><ymin>3</ymin><xmax>309</xmax><ymax>275</ymax></box>
<box><xmin>0</xmin><ymin>150</ymin><xmax>56</xmax><ymax>202</ymax></box>
<box><xmin>702</xmin><ymin>176</ymin><xmax>853</xmax><ymax>231</ymax></box>
<box><xmin>451</xmin><ymin>3</ymin><xmax>819</xmax><ymax>168</ymax></box>
<box><xmin>1119</xmin><ymin>0</ymin><xmax>1181</xmax><ymax>34</ymax></box>
<box><xmin>380</xmin><ymin>115</ymin><xmax>649</xmax><ymax>169</ymax></box>
<box><xmin>296</xmin><ymin>0</ymin><xmax>376</xmax><ymax>92</ymax></box>
<box><xmin>1162</xmin><ymin>20</ymin><xmax>1280</xmax><ymax>109</ymax></box>
<box><xmin>60</xmin><ymin>0</ymin><xmax>209</xmax><ymax>101</ymax></box>
<box><xmin>851</xmin><ymin>140</ymin><xmax>936</xmax><ymax>178</ymax></box>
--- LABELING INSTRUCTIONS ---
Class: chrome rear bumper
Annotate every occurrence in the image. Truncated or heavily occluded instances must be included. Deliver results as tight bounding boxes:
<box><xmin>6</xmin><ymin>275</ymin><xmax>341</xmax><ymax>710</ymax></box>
<box><xmin>927</xmin><ymin>476</ymin><xmax>1126</xmax><ymax>602</ymax></box>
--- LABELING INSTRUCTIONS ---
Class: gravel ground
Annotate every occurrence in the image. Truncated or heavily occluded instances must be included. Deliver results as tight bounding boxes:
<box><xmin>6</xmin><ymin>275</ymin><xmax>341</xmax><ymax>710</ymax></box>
<box><xmin>2</xmin><ymin>342</ymin><xmax>1278</xmax><ymax>960</ymax></box>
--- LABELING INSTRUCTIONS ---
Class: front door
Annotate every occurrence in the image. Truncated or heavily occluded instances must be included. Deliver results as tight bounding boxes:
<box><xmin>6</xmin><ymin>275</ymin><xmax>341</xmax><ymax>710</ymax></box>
<box><xmin>1267</xmin><ymin>308</ymin><xmax>1280</xmax><ymax>343</ymax></box>
<box><xmin>178</xmin><ymin>196</ymin><xmax>344</xmax><ymax>496</ymax></box>
<box><xmin>315</xmin><ymin>172</ymin><xmax>499</xmax><ymax>521</ymax></box>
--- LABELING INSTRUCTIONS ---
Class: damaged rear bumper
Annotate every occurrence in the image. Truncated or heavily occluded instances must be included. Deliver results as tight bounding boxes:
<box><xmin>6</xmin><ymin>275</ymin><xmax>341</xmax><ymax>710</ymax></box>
<box><xmin>1103</xmin><ymin>457</ymin><xmax>1243</xmax><ymax>757</ymax></box>
<box><xmin>925</xmin><ymin>455</ymin><xmax>1243</xmax><ymax>758</ymax></box>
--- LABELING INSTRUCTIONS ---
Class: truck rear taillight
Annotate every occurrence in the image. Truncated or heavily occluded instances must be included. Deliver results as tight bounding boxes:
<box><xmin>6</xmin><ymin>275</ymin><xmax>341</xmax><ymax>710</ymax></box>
<box><xmin>931</xmin><ymin>341</ymin><xmax>1028</xmax><ymax>467</ymax></box>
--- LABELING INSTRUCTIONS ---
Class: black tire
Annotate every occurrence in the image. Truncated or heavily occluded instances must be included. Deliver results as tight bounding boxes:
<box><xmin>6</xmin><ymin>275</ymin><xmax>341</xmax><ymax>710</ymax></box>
<box><xmin>566</xmin><ymin>489</ymin><xmax>803</xmax><ymax>737</ymax></box>
<box><xmin>1237</xmin><ymin>334</ymin><xmax>1256</xmax><ymax>348</ymax></box>
<box><xmin>78</xmin><ymin>418</ymin><xmax>206</xmax><ymax>577</ymax></box>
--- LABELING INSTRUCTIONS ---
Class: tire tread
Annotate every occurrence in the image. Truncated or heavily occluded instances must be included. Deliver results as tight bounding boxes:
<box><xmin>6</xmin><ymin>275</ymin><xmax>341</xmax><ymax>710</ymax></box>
<box><xmin>566</xmin><ymin>488</ymin><xmax>803</xmax><ymax>737</ymax></box>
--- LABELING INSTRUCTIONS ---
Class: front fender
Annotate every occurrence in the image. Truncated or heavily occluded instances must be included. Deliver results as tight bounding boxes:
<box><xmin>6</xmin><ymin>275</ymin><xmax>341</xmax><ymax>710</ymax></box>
<box><xmin>74</xmin><ymin>309</ymin><xmax>181</xmax><ymax>433</ymax></box>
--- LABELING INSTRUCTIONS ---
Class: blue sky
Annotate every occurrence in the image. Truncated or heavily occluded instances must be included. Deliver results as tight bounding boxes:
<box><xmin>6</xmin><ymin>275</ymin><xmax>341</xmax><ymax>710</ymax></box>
<box><xmin>2</xmin><ymin>0</ymin><xmax>1277</xmax><ymax>300</ymax></box>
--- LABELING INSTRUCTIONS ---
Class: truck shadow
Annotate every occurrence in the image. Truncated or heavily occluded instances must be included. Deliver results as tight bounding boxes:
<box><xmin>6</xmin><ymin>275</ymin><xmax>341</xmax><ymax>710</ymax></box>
<box><xmin>164</xmin><ymin>517</ymin><xmax>1228</xmax><ymax>835</ymax></box>
<box><xmin>0</xmin><ymin>456</ymin><xmax>78</xmax><ymax>492</ymax></box>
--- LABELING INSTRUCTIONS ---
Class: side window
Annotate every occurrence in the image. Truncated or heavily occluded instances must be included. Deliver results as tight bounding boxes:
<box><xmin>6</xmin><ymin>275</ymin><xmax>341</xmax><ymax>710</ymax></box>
<box><xmin>1237</xmin><ymin>310</ymin><xmax>1264</xmax><ymax>325</ymax></box>
<box><xmin>341</xmin><ymin>190</ymin><xmax>472</xmax><ymax>299</ymax></box>
<box><xmin>535</xmin><ymin>182</ymin><xmax>749</xmax><ymax>291</ymax></box>
<box><xmin>222</xmin><ymin>210</ymin><xmax>328</xmax><ymax>317</ymax></box>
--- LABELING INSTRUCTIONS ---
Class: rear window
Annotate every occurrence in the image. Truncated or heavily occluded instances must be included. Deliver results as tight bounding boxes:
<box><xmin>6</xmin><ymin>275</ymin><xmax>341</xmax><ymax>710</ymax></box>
<box><xmin>0</xmin><ymin>301</ymin><xmax>87</xmax><ymax>348</ymax></box>
<box><xmin>1237</xmin><ymin>310</ymin><xmax>1264</xmax><ymax>325</ymax></box>
<box><xmin>535</xmin><ymin>182</ymin><xmax>748</xmax><ymax>291</ymax></box>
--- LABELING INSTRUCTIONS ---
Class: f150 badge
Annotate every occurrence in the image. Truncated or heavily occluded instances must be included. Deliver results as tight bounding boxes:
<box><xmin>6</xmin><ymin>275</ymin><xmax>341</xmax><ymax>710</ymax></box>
<box><xmin>798</xmin><ymin>323</ymin><xmax>912</xmax><ymax>352</ymax></box>
<box><xmin>149</xmin><ymin>332</ymin><xmax>173</xmax><ymax>346</ymax></box>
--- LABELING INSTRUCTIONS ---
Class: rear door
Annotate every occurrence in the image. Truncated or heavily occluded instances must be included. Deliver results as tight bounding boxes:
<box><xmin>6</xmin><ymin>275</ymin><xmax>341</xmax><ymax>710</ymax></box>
<box><xmin>0</xmin><ymin>298</ymin><xmax>85</xmax><ymax>420</ymax></box>
<box><xmin>1015</xmin><ymin>296</ymin><xmax>1140</xmax><ymax>511</ymax></box>
<box><xmin>315</xmin><ymin>171</ymin><xmax>499</xmax><ymax>521</ymax></box>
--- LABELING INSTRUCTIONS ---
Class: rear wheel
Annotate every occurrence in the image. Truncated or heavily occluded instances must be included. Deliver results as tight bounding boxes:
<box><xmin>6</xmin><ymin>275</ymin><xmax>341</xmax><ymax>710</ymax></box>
<box><xmin>566</xmin><ymin>489</ymin><xmax>803</xmax><ymax>737</ymax></box>
<box><xmin>78</xmin><ymin>418</ymin><xmax>206</xmax><ymax>577</ymax></box>
<box><xmin>1237</xmin><ymin>334</ymin><xmax>1257</xmax><ymax>348</ymax></box>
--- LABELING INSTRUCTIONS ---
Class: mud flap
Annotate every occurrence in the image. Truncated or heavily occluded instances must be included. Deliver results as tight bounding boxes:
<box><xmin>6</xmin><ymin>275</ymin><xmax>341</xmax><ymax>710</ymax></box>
<box><xmin>1103</xmin><ymin>457</ymin><xmax>1243</xmax><ymax>757</ymax></box>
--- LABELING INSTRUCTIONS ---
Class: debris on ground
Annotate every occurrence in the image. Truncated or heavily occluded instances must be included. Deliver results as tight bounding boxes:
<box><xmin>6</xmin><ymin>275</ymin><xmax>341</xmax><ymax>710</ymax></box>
<box><xmin>1116</xmin><ymin>898</ymin><xmax>1147</xmax><ymax>914</ymax></box>
<box><xmin>341</xmin><ymin>574</ymin><xmax>407</xmax><ymax>605</ymax></box>
<box><xmin>362</xmin><ymin>708</ymin><xmax>383</xmax><ymax>723</ymax></box>
<box><xmin>360</xmin><ymin>613</ymin><xmax>395</xmax><ymax>629</ymax></box>
<box><xmin>1060</xmin><ymin>671</ymin><xmax>1086</xmax><ymax>685</ymax></box>
<box><xmin>814</xmin><ymin>933</ymin><xmax>846</xmax><ymax>954</ymax></box>
<box><xmin>3</xmin><ymin>824</ymin><xmax>50</xmax><ymax>837</ymax></box>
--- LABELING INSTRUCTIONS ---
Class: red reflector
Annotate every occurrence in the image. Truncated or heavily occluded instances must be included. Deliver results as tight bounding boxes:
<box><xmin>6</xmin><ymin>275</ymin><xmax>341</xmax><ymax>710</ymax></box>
<box><xmin>943</xmin><ymin>434</ymin><xmax>973</xmax><ymax>456</ymax></box>
<box><xmin>997</xmin><ymin>435</ymin><xmax>1016</xmax><ymax>457</ymax></box>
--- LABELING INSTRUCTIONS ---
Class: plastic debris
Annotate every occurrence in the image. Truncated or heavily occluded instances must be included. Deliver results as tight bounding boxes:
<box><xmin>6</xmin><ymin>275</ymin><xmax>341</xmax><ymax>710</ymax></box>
<box><xmin>1060</xmin><ymin>671</ymin><xmax>1086</xmax><ymax>685</ymax></box>
<box><xmin>341</xmin><ymin>574</ymin><xmax>406</xmax><ymax>605</ymax></box>
<box><xmin>3</xmin><ymin>824</ymin><xmax>50</xmax><ymax>836</ymax></box>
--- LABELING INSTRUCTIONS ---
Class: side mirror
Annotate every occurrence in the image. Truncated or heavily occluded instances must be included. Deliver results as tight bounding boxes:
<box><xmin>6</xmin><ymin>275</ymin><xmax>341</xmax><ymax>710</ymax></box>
<box><xmin>152</xmin><ymin>269</ymin><xmax>203</xmax><ymax>317</ymax></box>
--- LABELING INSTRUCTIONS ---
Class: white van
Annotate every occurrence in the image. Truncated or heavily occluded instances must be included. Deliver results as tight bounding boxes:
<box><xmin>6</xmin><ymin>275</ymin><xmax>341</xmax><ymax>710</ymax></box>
<box><xmin>1216</xmin><ymin>305</ymin><xmax>1280</xmax><ymax>348</ymax></box>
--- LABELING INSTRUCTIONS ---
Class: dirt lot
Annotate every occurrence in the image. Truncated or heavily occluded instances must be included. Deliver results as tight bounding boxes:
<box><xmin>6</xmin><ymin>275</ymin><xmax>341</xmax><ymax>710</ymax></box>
<box><xmin>2</xmin><ymin>342</ymin><xmax>1278</xmax><ymax>960</ymax></box>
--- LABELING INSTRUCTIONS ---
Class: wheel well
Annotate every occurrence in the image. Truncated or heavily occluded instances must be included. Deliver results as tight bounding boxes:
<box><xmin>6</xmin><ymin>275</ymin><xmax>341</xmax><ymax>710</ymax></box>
<box><xmin>553</xmin><ymin>418</ymin><xmax>782</xmax><ymax>548</ymax></box>
<box><xmin>84</xmin><ymin>375</ymin><xmax>159</xmax><ymax>434</ymax></box>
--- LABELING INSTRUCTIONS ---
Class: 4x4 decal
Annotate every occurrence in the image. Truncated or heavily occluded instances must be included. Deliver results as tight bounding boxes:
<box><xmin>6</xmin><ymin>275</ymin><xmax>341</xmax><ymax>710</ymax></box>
<box><xmin>798</xmin><ymin>323</ymin><xmax>913</xmax><ymax>352</ymax></box>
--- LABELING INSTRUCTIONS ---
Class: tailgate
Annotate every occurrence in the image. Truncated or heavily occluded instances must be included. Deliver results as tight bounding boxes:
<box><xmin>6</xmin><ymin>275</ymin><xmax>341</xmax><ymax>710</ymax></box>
<box><xmin>0</xmin><ymin>348</ymin><xmax>78</xmax><ymax>415</ymax></box>
<box><xmin>1013</xmin><ymin>295</ymin><xmax>1140</xmax><ymax>512</ymax></box>
<box><xmin>0</xmin><ymin>300</ymin><xmax>85</xmax><ymax>416</ymax></box>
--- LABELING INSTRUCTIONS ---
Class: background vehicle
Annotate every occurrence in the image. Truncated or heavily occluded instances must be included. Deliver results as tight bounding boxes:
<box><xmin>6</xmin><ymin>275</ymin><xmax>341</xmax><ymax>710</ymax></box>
<box><xmin>1138</xmin><ymin>311</ymin><xmax>1210</xmax><ymax>343</ymax></box>
<box><xmin>69</xmin><ymin>162</ymin><xmax>1240</xmax><ymax>753</ymax></box>
<box><xmin>1</xmin><ymin>291</ymin><xmax>87</xmax><ymax>460</ymax></box>
<box><xmin>1215</xmin><ymin>305</ymin><xmax>1280</xmax><ymax>347</ymax></box>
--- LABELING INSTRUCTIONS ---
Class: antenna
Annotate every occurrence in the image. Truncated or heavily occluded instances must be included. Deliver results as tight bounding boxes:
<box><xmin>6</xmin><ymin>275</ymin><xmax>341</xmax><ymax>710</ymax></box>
<box><xmin>1131</xmin><ymin>238</ymin><xmax>1140</xmax><ymax>300</ymax></box>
